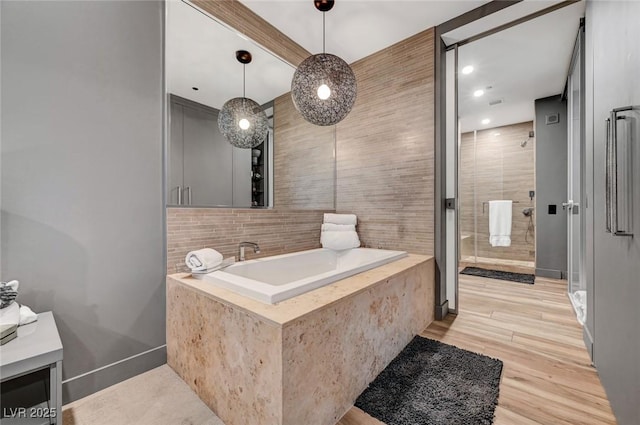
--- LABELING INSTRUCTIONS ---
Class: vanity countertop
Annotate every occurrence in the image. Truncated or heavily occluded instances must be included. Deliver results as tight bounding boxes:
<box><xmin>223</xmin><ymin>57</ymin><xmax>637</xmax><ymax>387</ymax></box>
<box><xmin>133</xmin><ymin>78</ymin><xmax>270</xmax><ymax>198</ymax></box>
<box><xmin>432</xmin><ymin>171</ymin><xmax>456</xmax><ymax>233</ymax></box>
<box><xmin>167</xmin><ymin>254</ymin><xmax>433</xmax><ymax>326</ymax></box>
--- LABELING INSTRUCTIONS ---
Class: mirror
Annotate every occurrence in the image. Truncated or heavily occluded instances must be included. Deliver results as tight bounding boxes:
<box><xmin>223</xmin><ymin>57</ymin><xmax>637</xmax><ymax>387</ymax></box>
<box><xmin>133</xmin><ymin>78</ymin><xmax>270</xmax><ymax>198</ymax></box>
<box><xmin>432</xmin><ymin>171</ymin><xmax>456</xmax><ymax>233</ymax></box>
<box><xmin>165</xmin><ymin>0</ymin><xmax>336</xmax><ymax>209</ymax></box>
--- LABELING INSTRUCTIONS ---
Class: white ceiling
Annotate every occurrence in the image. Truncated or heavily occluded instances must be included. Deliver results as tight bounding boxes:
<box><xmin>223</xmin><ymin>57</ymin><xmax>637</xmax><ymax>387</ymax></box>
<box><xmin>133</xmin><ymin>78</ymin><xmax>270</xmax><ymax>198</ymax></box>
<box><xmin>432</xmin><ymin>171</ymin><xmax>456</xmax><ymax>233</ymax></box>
<box><xmin>458</xmin><ymin>1</ymin><xmax>585</xmax><ymax>133</ymax></box>
<box><xmin>240</xmin><ymin>0</ymin><xmax>488</xmax><ymax>64</ymax></box>
<box><xmin>166</xmin><ymin>0</ymin><xmax>294</xmax><ymax>110</ymax></box>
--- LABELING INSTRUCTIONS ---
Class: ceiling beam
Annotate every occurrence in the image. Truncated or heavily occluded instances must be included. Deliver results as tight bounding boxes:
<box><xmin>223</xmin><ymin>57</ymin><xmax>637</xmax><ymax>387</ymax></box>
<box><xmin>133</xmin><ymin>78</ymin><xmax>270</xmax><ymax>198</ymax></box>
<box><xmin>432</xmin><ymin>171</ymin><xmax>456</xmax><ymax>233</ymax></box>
<box><xmin>436</xmin><ymin>0</ymin><xmax>522</xmax><ymax>35</ymax></box>
<box><xmin>189</xmin><ymin>0</ymin><xmax>311</xmax><ymax>67</ymax></box>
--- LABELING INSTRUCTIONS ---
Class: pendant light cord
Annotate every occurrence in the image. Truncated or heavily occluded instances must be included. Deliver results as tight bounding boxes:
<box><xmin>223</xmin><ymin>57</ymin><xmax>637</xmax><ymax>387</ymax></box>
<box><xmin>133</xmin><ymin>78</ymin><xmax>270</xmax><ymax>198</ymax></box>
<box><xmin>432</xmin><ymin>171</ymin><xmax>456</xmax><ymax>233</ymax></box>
<box><xmin>323</xmin><ymin>12</ymin><xmax>326</xmax><ymax>54</ymax></box>
<box><xmin>243</xmin><ymin>63</ymin><xmax>246</xmax><ymax>98</ymax></box>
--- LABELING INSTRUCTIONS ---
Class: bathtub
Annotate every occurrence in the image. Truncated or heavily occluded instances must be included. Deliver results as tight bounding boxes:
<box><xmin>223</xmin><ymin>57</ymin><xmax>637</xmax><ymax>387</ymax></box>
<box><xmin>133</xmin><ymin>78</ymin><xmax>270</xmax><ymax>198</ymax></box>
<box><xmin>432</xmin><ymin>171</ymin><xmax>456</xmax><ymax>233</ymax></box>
<box><xmin>197</xmin><ymin>248</ymin><xmax>408</xmax><ymax>304</ymax></box>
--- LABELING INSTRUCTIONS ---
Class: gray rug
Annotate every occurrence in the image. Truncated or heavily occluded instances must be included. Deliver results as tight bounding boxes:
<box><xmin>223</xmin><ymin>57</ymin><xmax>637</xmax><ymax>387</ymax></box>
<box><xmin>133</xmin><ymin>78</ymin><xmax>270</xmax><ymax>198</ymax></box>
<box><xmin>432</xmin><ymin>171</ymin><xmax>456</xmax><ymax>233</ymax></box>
<box><xmin>460</xmin><ymin>267</ymin><xmax>535</xmax><ymax>285</ymax></box>
<box><xmin>355</xmin><ymin>336</ymin><xmax>503</xmax><ymax>425</ymax></box>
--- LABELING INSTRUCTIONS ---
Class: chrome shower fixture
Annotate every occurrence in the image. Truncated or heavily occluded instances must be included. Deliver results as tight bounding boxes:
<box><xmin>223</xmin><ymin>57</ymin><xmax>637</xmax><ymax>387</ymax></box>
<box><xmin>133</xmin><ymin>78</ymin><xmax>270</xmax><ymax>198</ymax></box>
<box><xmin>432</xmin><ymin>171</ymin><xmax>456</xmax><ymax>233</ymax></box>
<box><xmin>521</xmin><ymin>130</ymin><xmax>535</xmax><ymax>148</ymax></box>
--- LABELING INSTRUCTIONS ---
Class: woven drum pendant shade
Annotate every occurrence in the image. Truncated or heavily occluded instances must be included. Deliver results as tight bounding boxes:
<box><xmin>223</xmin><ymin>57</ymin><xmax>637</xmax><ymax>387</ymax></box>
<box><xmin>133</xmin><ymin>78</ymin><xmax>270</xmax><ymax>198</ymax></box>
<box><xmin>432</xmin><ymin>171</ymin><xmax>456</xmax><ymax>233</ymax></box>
<box><xmin>218</xmin><ymin>50</ymin><xmax>268</xmax><ymax>148</ymax></box>
<box><xmin>291</xmin><ymin>53</ymin><xmax>356</xmax><ymax>126</ymax></box>
<box><xmin>291</xmin><ymin>0</ymin><xmax>357</xmax><ymax>126</ymax></box>
<box><xmin>218</xmin><ymin>97</ymin><xmax>268</xmax><ymax>148</ymax></box>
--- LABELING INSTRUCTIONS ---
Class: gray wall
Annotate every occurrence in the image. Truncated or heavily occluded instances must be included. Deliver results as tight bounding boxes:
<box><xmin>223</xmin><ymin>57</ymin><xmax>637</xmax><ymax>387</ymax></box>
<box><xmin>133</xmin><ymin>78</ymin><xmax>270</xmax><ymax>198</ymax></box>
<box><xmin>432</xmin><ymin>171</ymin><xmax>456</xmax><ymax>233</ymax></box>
<box><xmin>534</xmin><ymin>95</ymin><xmax>568</xmax><ymax>278</ymax></box>
<box><xmin>587</xmin><ymin>2</ymin><xmax>640</xmax><ymax>424</ymax></box>
<box><xmin>1</xmin><ymin>0</ymin><xmax>166</xmax><ymax>403</ymax></box>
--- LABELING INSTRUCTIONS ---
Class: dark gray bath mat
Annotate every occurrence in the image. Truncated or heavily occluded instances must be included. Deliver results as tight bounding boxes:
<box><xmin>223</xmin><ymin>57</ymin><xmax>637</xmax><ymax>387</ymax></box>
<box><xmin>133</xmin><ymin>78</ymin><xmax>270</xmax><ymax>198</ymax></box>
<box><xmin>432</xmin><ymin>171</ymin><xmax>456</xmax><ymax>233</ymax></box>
<box><xmin>460</xmin><ymin>266</ymin><xmax>535</xmax><ymax>285</ymax></box>
<box><xmin>355</xmin><ymin>336</ymin><xmax>503</xmax><ymax>425</ymax></box>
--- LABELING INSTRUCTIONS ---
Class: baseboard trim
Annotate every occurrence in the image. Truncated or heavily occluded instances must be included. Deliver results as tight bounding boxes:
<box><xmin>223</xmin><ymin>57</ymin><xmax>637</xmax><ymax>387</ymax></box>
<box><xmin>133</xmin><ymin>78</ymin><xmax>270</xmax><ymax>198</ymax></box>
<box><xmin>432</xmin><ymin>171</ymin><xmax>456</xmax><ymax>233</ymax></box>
<box><xmin>435</xmin><ymin>300</ymin><xmax>449</xmax><ymax>320</ymax></box>
<box><xmin>62</xmin><ymin>345</ymin><xmax>167</xmax><ymax>404</ymax></box>
<box><xmin>535</xmin><ymin>268</ymin><xmax>564</xmax><ymax>279</ymax></box>
<box><xmin>583</xmin><ymin>326</ymin><xmax>595</xmax><ymax>365</ymax></box>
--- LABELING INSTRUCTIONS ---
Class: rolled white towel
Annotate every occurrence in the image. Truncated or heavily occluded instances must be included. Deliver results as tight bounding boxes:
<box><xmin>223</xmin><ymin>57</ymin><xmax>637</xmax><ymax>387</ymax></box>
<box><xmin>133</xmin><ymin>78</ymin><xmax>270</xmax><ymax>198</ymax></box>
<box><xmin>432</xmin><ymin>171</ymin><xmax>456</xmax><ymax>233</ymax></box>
<box><xmin>323</xmin><ymin>213</ymin><xmax>357</xmax><ymax>225</ymax></box>
<box><xmin>19</xmin><ymin>305</ymin><xmax>38</xmax><ymax>326</ymax></box>
<box><xmin>321</xmin><ymin>223</ymin><xmax>356</xmax><ymax>232</ymax></box>
<box><xmin>185</xmin><ymin>248</ymin><xmax>223</xmax><ymax>271</ymax></box>
<box><xmin>321</xmin><ymin>231</ymin><xmax>360</xmax><ymax>251</ymax></box>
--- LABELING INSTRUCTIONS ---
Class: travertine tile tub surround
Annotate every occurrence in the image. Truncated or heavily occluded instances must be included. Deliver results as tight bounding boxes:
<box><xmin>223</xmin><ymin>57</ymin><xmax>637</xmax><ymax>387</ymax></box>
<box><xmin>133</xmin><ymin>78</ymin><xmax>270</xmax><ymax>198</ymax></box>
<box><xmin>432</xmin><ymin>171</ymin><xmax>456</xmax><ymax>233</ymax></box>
<box><xmin>167</xmin><ymin>255</ymin><xmax>434</xmax><ymax>425</ymax></box>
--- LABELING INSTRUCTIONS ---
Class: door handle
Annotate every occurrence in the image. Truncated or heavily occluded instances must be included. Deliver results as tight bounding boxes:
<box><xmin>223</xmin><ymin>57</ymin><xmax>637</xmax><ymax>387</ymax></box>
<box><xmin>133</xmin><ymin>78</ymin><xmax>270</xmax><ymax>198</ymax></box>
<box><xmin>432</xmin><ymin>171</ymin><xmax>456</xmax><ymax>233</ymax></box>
<box><xmin>605</xmin><ymin>118</ymin><xmax>612</xmax><ymax>232</ymax></box>
<box><xmin>562</xmin><ymin>200</ymin><xmax>574</xmax><ymax>210</ymax></box>
<box><xmin>176</xmin><ymin>186</ymin><xmax>182</xmax><ymax>205</ymax></box>
<box><xmin>184</xmin><ymin>187</ymin><xmax>192</xmax><ymax>205</ymax></box>
<box><xmin>609</xmin><ymin>106</ymin><xmax>636</xmax><ymax>237</ymax></box>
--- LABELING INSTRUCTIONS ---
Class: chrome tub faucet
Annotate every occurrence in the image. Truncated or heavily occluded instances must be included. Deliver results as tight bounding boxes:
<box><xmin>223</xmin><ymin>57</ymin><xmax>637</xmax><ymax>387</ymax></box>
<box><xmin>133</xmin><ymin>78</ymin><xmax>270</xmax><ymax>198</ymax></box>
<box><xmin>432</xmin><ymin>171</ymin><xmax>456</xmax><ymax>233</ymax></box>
<box><xmin>238</xmin><ymin>242</ymin><xmax>260</xmax><ymax>261</ymax></box>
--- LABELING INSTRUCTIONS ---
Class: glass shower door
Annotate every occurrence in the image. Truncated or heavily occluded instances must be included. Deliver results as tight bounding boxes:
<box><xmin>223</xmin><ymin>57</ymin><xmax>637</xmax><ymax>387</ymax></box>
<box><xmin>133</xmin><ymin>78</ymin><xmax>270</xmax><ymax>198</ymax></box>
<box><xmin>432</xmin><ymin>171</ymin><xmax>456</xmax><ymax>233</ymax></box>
<box><xmin>566</xmin><ymin>25</ymin><xmax>586</xmax><ymax>324</ymax></box>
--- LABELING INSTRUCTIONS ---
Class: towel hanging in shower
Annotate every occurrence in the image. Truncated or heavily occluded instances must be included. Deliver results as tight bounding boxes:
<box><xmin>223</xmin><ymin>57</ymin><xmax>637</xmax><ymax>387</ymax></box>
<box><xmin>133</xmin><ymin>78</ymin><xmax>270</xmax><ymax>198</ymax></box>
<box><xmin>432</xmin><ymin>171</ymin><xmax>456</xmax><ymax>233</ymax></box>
<box><xmin>489</xmin><ymin>200</ymin><xmax>512</xmax><ymax>247</ymax></box>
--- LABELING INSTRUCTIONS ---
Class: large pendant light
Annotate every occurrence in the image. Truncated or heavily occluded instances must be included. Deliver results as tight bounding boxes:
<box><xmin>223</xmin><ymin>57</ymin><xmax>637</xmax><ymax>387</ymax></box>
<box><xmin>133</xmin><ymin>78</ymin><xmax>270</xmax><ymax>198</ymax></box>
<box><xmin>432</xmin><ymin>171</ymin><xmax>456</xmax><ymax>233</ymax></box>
<box><xmin>218</xmin><ymin>50</ymin><xmax>268</xmax><ymax>149</ymax></box>
<box><xmin>291</xmin><ymin>0</ymin><xmax>357</xmax><ymax>126</ymax></box>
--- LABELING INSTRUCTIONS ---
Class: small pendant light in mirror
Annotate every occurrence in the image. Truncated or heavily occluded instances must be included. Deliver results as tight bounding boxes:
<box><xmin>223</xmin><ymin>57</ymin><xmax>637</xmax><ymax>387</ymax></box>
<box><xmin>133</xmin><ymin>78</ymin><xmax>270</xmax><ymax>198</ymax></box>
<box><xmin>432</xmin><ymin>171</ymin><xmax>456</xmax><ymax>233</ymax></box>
<box><xmin>218</xmin><ymin>50</ymin><xmax>268</xmax><ymax>149</ymax></box>
<box><xmin>291</xmin><ymin>0</ymin><xmax>357</xmax><ymax>126</ymax></box>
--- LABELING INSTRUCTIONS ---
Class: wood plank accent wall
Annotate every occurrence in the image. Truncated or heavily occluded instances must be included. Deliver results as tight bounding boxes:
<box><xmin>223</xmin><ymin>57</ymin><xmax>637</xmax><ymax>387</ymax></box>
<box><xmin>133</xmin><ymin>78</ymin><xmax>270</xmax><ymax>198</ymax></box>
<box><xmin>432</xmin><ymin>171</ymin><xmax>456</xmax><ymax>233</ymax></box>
<box><xmin>190</xmin><ymin>0</ymin><xmax>310</xmax><ymax>66</ymax></box>
<box><xmin>274</xmin><ymin>93</ymin><xmax>336</xmax><ymax>209</ymax></box>
<box><xmin>335</xmin><ymin>28</ymin><xmax>436</xmax><ymax>255</ymax></box>
<box><xmin>166</xmin><ymin>208</ymin><xmax>329</xmax><ymax>273</ymax></box>
<box><xmin>459</xmin><ymin>121</ymin><xmax>535</xmax><ymax>263</ymax></box>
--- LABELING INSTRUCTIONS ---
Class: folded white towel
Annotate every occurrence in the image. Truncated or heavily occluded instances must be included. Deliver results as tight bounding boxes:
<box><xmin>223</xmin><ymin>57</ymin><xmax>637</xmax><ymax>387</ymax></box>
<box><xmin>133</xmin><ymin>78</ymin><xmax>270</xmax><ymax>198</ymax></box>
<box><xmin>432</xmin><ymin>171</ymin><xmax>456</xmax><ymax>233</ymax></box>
<box><xmin>489</xmin><ymin>200</ymin><xmax>512</xmax><ymax>247</ymax></box>
<box><xmin>19</xmin><ymin>305</ymin><xmax>38</xmax><ymax>326</ymax></box>
<box><xmin>321</xmin><ymin>223</ymin><xmax>356</xmax><ymax>232</ymax></box>
<box><xmin>185</xmin><ymin>248</ymin><xmax>223</xmax><ymax>271</ymax></box>
<box><xmin>321</xmin><ymin>231</ymin><xmax>361</xmax><ymax>250</ymax></box>
<box><xmin>0</xmin><ymin>302</ymin><xmax>20</xmax><ymax>327</ymax></box>
<box><xmin>323</xmin><ymin>213</ymin><xmax>357</xmax><ymax>225</ymax></box>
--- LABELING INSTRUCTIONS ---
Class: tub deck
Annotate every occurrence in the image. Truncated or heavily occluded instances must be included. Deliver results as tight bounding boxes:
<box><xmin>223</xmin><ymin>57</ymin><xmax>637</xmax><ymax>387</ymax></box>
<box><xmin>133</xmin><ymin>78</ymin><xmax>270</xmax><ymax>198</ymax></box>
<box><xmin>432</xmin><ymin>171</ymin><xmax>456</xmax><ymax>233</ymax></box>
<box><xmin>167</xmin><ymin>254</ymin><xmax>434</xmax><ymax>425</ymax></box>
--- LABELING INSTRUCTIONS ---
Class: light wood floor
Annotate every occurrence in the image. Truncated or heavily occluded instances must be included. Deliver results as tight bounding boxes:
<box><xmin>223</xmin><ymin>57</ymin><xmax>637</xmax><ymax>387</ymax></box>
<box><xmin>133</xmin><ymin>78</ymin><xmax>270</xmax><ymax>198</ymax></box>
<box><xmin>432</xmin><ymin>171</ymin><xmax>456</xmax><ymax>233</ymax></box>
<box><xmin>338</xmin><ymin>274</ymin><xmax>616</xmax><ymax>425</ymax></box>
<box><xmin>63</xmin><ymin>274</ymin><xmax>616</xmax><ymax>425</ymax></box>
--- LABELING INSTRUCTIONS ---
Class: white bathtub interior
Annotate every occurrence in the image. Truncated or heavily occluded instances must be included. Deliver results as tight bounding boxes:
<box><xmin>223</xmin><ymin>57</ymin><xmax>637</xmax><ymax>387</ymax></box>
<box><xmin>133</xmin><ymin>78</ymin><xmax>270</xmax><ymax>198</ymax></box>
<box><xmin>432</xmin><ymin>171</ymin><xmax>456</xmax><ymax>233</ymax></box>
<box><xmin>197</xmin><ymin>248</ymin><xmax>408</xmax><ymax>304</ymax></box>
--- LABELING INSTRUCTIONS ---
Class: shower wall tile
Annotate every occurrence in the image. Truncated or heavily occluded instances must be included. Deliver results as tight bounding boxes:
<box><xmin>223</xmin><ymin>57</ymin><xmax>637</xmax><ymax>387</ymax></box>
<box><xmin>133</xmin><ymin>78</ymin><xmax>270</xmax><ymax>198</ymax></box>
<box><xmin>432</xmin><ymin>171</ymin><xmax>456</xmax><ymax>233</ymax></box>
<box><xmin>459</xmin><ymin>121</ymin><xmax>536</xmax><ymax>263</ymax></box>
<box><xmin>166</xmin><ymin>208</ymin><xmax>330</xmax><ymax>273</ymax></box>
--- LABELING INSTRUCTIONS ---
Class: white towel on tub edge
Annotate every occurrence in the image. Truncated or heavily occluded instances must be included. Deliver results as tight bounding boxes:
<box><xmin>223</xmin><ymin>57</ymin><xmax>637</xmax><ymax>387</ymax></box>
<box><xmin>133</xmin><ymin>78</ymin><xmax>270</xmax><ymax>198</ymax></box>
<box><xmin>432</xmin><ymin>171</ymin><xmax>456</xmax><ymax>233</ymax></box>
<box><xmin>321</xmin><ymin>231</ymin><xmax>361</xmax><ymax>250</ymax></box>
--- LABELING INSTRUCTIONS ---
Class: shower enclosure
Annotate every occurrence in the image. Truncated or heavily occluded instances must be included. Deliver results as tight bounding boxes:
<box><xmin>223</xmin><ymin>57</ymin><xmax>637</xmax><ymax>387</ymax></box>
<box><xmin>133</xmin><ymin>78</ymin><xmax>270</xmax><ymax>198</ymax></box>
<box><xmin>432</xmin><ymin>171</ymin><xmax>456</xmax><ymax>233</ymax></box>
<box><xmin>459</xmin><ymin>122</ymin><xmax>536</xmax><ymax>270</ymax></box>
<box><xmin>566</xmin><ymin>24</ymin><xmax>586</xmax><ymax>324</ymax></box>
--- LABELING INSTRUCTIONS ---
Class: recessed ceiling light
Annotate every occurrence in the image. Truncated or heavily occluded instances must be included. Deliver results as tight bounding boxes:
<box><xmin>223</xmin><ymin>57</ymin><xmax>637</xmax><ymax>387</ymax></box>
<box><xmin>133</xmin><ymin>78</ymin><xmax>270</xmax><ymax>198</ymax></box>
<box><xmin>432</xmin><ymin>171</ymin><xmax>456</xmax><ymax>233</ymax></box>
<box><xmin>461</xmin><ymin>65</ymin><xmax>474</xmax><ymax>75</ymax></box>
<box><xmin>494</xmin><ymin>132</ymin><xmax>501</xmax><ymax>136</ymax></box>
<box><xmin>474</xmin><ymin>89</ymin><xmax>484</xmax><ymax>97</ymax></box>
<box><xmin>192</xmin><ymin>87</ymin><xmax>199</xmax><ymax>91</ymax></box>
<box><xmin>481</xmin><ymin>118</ymin><xmax>491</xmax><ymax>125</ymax></box>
